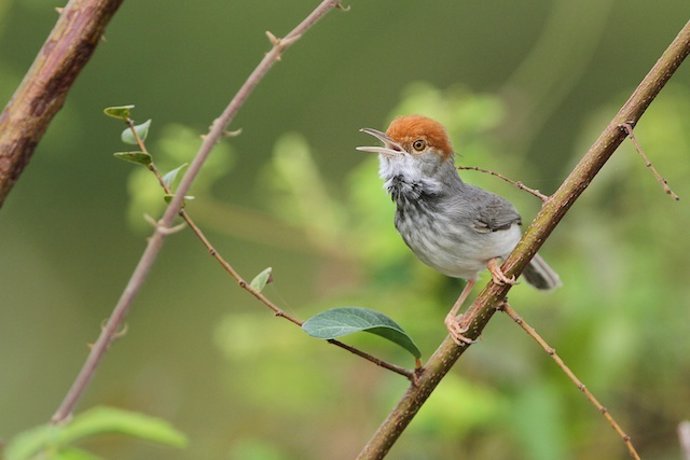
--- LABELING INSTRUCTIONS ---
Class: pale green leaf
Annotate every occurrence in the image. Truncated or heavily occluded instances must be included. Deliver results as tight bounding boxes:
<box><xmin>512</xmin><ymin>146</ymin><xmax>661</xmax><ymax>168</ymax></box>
<box><xmin>4</xmin><ymin>407</ymin><xmax>187</xmax><ymax>460</ymax></box>
<box><xmin>121</xmin><ymin>119</ymin><xmax>152</xmax><ymax>145</ymax></box>
<box><xmin>162</xmin><ymin>163</ymin><xmax>188</xmax><ymax>188</ymax></box>
<box><xmin>249</xmin><ymin>267</ymin><xmax>272</xmax><ymax>292</ymax></box>
<box><xmin>103</xmin><ymin>105</ymin><xmax>135</xmax><ymax>120</ymax></box>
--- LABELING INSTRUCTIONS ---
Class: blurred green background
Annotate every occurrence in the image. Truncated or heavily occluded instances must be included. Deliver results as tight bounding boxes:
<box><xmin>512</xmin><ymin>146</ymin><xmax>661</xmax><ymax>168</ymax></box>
<box><xmin>2</xmin><ymin>1</ymin><xmax>690</xmax><ymax>459</ymax></box>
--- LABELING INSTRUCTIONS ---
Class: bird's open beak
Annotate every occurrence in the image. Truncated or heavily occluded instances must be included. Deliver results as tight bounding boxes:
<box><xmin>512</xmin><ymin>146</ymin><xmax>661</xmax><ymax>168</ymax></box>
<box><xmin>356</xmin><ymin>128</ymin><xmax>404</xmax><ymax>156</ymax></box>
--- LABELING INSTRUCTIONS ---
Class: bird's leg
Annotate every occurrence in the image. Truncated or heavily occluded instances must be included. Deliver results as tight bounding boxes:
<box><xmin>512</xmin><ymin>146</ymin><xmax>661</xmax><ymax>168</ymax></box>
<box><xmin>445</xmin><ymin>279</ymin><xmax>477</xmax><ymax>345</ymax></box>
<box><xmin>487</xmin><ymin>258</ymin><xmax>517</xmax><ymax>285</ymax></box>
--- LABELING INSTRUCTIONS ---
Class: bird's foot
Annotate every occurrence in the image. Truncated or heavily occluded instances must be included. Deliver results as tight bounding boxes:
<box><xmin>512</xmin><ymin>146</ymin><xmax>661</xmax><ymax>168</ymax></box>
<box><xmin>487</xmin><ymin>258</ymin><xmax>517</xmax><ymax>286</ymax></box>
<box><xmin>445</xmin><ymin>313</ymin><xmax>477</xmax><ymax>345</ymax></box>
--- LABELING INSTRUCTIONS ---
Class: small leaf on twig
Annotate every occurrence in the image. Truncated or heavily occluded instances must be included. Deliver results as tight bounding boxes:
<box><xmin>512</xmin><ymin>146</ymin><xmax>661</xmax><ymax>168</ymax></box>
<box><xmin>163</xmin><ymin>194</ymin><xmax>194</xmax><ymax>204</ymax></box>
<box><xmin>121</xmin><ymin>119</ymin><xmax>152</xmax><ymax>145</ymax></box>
<box><xmin>162</xmin><ymin>163</ymin><xmax>189</xmax><ymax>188</ymax></box>
<box><xmin>103</xmin><ymin>105</ymin><xmax>135</xmax><ymax>120</ymax></box>
<box><xmin>113</xmin><ymin>151</ymin><xmax>152</xmax><ymax>166</ymax></box>
<box><xmin>249</xmin><ymin>267</ymin><xmax>273</xmax><ymax>292</ymax></box>
<box><xmin>302</xmin><ymin>307</ymin><xmax>421</xmax><ymax>359</ymax></box>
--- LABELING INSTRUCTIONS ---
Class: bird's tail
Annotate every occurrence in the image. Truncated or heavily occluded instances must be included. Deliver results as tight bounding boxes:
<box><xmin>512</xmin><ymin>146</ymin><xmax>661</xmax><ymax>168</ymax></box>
<box><xmin>523</xmin><ymin>253</ymin><xmax>562</xmax><ymax>290</ymax></box>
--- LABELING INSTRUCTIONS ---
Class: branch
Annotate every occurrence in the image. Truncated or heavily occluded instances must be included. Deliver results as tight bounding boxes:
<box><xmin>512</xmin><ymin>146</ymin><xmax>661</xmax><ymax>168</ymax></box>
<box><xmin>498</xmin><ymin>302</ymin><xmax>639</xmax><ymax>459</ymax></box>
<box><xmin>51</xmin><ymin>0</ymin><xmax>342</xmax><ymax>424</ymax></box>
<box><xmin>124</xmin><ymin>118</ymin><xmax>415</xmax><ymax>380</ymax></box>
<box><xmin>357</xmin><ymin>19</ymin><xmax>690</xmax><ymax>460</ymax></box>
<box><xmin>619</xmin><ymin>123</ymin><xmax>680</xmax><ymax>200</ymax></box>
<box><xmin>458</xmin><ymin>165</ymin><xmax>549</xmax><ymax>201</ymax></box>
<box><xmin>0</xmin><ymin>0</ymin><xmax>124</xmax><ymax>207</ymax></box>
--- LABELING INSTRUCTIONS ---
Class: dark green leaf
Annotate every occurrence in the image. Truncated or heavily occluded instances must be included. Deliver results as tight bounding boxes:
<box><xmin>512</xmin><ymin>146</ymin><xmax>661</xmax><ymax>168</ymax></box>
<box><xmin>103</xmin><ymin>105</ymin><xmax>135</xmax><ymax>120</ymax></box>
<box><xmin>302</xmin><ymin>307</ymin><xmax>421</xmax><ymax>359</ymax></box>
<box><xmin>4</xmin><ymin>407</ymin><xmax>187</xmax><ymax>460</ymax></box>
<box><xmin>113</xmin><ymin>151</ymin><xmax>152</xmax><ymax>166</ymax></box>
<box><xmin>121</xmin><ymin>119</ymin><xmax>152</xmax><ymax>145</ymax></box>
<box><xmin>249</xmin><ymin>267</ymin><xmax>272</xmax><ymax>292</ymax></box>
<box><xmin>162</xmin><ymin>163</ymin><xmax>189</xmax><ymax>188</ymax></box>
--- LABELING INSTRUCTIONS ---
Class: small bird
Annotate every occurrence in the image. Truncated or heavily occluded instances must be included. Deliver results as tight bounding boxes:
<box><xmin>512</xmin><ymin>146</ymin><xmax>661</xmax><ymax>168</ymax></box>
<box><xmin>357</xmin><ymin>115</ymin><xmax>560</xmax><ymax>344</ymax></box>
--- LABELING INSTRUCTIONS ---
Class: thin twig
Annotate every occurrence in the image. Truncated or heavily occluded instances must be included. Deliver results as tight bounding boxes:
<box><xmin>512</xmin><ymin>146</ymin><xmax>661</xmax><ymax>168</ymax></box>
<box><xmin>126</xmin><ymin>119</ymin><xmax>415</xmax><ymax>381</ymax></box>
<box><xmin>458</xmin><ymin>165</ymin><xmax>549</xmax><ymax>202</ymax></box>
<box><xmin>498</xmin><ymin>302</ymin><xmax>640</xmax><ymax>460</ymax></box>
<box><xmin>619</xmin><ymin>123</ymin><xmax>680</xmax><ymax>201</ymax></box>
<box><xmin>51</xmin><ymin>0</ymin><xmax>342</xmax><ymax>425</ymax></box>
<box><xmin>357</xmin><ymin>19</ymin><xmax>690</xmax><ymax>460</ymax></box>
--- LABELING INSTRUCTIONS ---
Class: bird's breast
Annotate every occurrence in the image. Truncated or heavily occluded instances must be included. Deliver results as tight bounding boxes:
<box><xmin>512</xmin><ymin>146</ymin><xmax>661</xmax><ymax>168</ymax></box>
<box><xmin>394</xmin><ymin>197</ymin><xmax>521</xmax><ymax>280</ymax></box>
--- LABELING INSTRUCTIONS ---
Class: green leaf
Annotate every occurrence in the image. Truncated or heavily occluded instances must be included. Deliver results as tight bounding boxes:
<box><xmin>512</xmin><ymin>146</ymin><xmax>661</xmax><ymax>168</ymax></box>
<box><xmin>163</xmin><ymin>194</ymin><xmax>195</xmax><ymax>204</ymax></box>
<box><xmin>249</xmin><ymin>267</ymin><xmax>272</xmax><ymax>292</ymax></box>
<box><xmin>121</xmin><ymin>119</ymin><xmax>152</xmax><ymax>145</ymax></box>
<box><xmin>113</xmin><ymin>151</ymin><xmax>152</xmax><ymax>167</ymax></box>
<box><xmin>54</xmin><ymin>447</ymin><xmax>103</xmax><ymax>460</ymax></box>
<box><xmin>5</xmin><ymin>407</ymin><xmax>187</xmax><ymax>460</ymax></box>
<box><xmin>302</xmin><ymin>307</ymin><xmax>421</xmax><ymax>359</ymax></box>
<box><xmin>162</xmin><ymin>163</ymin><xmax>189</xmax><ymax>188</ymax></box>
<box><xmin>103</xmin><ymin>105</ymin><xmax>135</xmax><ymax>120</ymax></box>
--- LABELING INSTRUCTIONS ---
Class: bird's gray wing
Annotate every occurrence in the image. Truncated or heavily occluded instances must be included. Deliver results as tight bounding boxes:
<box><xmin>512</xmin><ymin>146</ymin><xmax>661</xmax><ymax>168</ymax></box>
<box><xmin>464</xmin><ymin>187</ymin><xmax>522</xmax><ymax>233</ymax></box>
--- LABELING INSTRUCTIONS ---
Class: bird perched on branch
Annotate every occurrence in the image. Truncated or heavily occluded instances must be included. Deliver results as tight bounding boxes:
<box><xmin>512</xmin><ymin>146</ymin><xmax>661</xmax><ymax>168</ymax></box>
<box><xmin>357</xmin><ymin>115</ymin><xmax>560</xmax><ymax>344</ymax></box>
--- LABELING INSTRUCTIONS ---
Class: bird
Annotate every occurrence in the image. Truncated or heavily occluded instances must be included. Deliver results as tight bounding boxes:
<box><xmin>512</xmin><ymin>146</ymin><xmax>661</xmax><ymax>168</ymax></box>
<box><xmin>356</xmin><ymin>115</ymin><xmax>561</xmax><ymax>345</ymax></box>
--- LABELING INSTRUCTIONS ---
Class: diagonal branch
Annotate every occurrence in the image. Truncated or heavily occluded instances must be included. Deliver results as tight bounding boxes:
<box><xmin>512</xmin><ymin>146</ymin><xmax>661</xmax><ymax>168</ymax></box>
<box><xmin>357</xmin><ymin>18</ymin><xmax>690</xmax><ymax>460</ymax></box>
<box><xmin>51</xmin><ymin>0</ymin><xmax>342</xmax><ymax>424</ymax></box>
<box><xmin>0</xmin><ymin>0</ymin><xmax>124</xmax><ymax>207</ymax></box>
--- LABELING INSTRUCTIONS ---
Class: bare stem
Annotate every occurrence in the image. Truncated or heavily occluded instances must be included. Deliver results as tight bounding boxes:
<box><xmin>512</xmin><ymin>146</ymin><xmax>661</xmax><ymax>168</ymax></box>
<box><xmin>357</xmin><ymin>19</ymin><xmax>690</xmax><ymax>460</ymax></box>
<box><xmin>498</xmin><ymin>302</ymin><xmax>640</xmax><ymax>460</ymax></box>
<box><xmin>458</xmin><ymin>165</ymin><xmax>549</xmax><ymax>202</ymax></box>
<box><xmin>619</xmin><ymin>122</ymin><xmax>680</xmax><ymax>200</ymax></box>
<box><xmin>51</xmin><ymin>0</ymin><xmax>342</xmax><ymax>424</ymax></box>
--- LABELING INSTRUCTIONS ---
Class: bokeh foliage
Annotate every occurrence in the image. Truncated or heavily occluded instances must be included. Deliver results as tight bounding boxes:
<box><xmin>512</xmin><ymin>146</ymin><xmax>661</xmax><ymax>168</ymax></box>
<box><xmin>1</xmin><ymin>1</ymin><xmax>689</xmax><ymax>459</ymax></box>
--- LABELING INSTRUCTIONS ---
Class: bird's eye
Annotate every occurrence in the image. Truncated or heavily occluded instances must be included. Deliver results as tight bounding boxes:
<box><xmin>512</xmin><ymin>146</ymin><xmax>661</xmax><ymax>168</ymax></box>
<box><xmin>412</xmin><ymin>139</ymin><xmax>426</xmax><ymax>151</ymax></box>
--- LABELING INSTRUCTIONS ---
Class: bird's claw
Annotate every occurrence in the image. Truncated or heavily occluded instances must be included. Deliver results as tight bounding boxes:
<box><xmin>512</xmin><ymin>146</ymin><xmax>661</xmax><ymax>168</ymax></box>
<box><xmin>445</xmin><ymin>314</ymin><xmax>477</xmax><ymax>345</ymax></box>
<box><xmin>487</xmin><ymin>258</ymin><xmax>518</xmax><ymax>286</ymax></box>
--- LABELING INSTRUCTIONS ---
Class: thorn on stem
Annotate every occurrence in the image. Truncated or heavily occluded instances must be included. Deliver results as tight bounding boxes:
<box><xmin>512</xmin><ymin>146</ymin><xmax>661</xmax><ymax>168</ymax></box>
<box><xmin>336</xmin><ymin>2</ymin><xmax>351</xmax><ymax>11</ymax></box>
<box><xmin>224</xmin><ymin>128</ymin><xmax>243</xmax><ymax>138</ymax></box>
<box><xmin>265</xmin><ymin>30</ymin><xmax>280</xmax><ymax>46</ymax></box>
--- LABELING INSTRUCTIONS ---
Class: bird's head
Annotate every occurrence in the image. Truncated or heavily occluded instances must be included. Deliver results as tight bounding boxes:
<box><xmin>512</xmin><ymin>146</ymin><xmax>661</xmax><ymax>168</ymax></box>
<box><xmin>357</xmin><ymin>115</ymin><xmax>456</xmax><ymax>182</ymax></box>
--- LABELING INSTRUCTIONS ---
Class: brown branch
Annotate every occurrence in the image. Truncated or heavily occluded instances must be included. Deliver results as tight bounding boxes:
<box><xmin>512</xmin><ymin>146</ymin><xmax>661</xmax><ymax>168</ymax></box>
<box><xmin>458</xmin><ymin>165</ymin><xmax>549</xmax><ymax>201</ymax></box>
<box><xmin>126</xmin><ymin>119</ymin><xmax>415</xmax><ymax>381</ymax></box>
<box><xmin>619</xmin><ymin>122</ymin><xmax>680</xmax><ymax>200</ymax></box>
<box><xmin>0</xmin><ymin>0</ymin><xmax>124</xmax><ymax>207</ymax></box>
<box><xmin>51</xmin><ymin>0</ymin><xmax>342</xmax><ymax>424</ymax></box>
<box><xmin>498</xmin><ymin>302</ymin><xmax>639</xmax><ymax>459</ymax></box>
<box><xmin>357</xmin><ymin>19</ymin><xmax>690</xmax><ymax>460</ymax></box>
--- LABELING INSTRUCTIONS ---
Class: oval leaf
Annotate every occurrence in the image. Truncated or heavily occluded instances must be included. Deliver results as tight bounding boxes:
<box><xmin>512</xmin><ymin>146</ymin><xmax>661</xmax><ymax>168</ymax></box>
<box><xmin>103</xmin><ymin>104</ymin><xmax>135</xmax><ymax>120</ymax></box>
<box><xmin>249</xmin><ymin>267</ymin><xmax>272</xmax><ymax>292</ymax></box>
<box><xmin>113</xmin><ymin>151</ymin><xmax>152</xmax><ymax>166</ymax></box>
<box><xmin>121</xmin><ymin>119</ymin><xmax>152</xmax><ymax>145</ymax></box>
<box><xmin>162</xmin><ymin>163</ymin><xmax>189</xmax><ymax>188</ymax></box>
<box><xmin>302</xmin><ymin>307</ymin><xmax>421</xmax><ymax>359</ymax></box>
